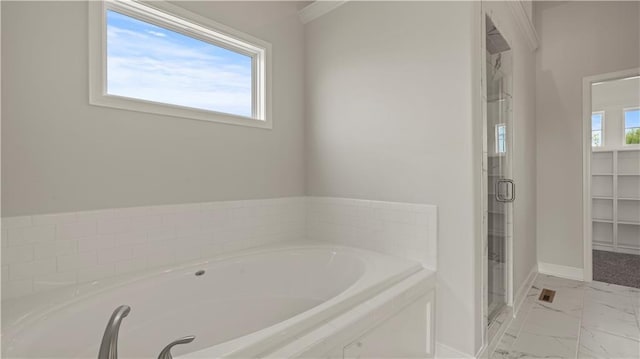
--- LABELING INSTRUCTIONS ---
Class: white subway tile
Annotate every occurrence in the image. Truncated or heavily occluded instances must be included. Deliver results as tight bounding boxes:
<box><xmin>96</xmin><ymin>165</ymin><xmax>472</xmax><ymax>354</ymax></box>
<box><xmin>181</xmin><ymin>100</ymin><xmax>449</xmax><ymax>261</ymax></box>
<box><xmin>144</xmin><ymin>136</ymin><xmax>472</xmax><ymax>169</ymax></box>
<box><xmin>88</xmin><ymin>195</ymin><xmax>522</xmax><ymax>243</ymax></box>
<box><xmin>2</xmin><ymin>245</ymin><xmax>34</xmax><ymax>265</ymax></box>
<box><xmin>32</xmin><ymin>212</ymin><xmax>78</xmax><ymax>226</ymax></box>
<box><xmin>2</xmin><ymin>216</ymin><xmax>32</xmax><ymax>229</ymax></box>
<box><xmin>200</xmin><ymin>209</ymin><xmax>232</xmax><ymax>230</ymax></box>
<box><xmin>146</xmin><ymin>224</ymin><xmax>177</xmax><ymax>242</ymax></box>
<box><xmin>97</xmin><ymin>217</ymin><xmax>133</xmax><ymax>235</ymax></box>
<box><xmin>78</xmin><ymin>263</ymin><xmax>115</xmax><ymax>282</ymax></box>
<box><xmin>128</xmin><ymin>215</ymin><xmax>163</xmax><ymax>232</ymax></box>
<box><xmin>57</xmin><ymin>221</ymin><xmax>96</xmax><ymax>240</ymax></box>
<box><xmin>7</xmin><ymin>225</ymin><xmax>56</xmax><ymax>246</ymax></box>
<box><xmin>98</xmin><ymin>246</ymin><xmax>133</xmax><ymax>264</ymax></box>
<box><xmin>110</xmin><ymin>206</ymin><xmax>153</xmax><ymax>219</ymax></box>
<box><xmin>114</xmin><ymin>231</ymin><xmax>148</xmax><ymax>247</ymax></box>
<box><xmin>34</xmin><ymin>240</ymin><xmax>78</xmax><ymax>259</ymax></box>
<box><xmin>2</xmin><ymin>196</ymin><xmax>436</xmax><ymax>299</ymax></box>
<box><xmin>74</xmin><ymin>209</ymin><xmax>114</xmax><ymax>223</ymax></box>
<box><xmin>152</xmin><ymin>203</ymin><xmax>201</xmax><ymax>215</ymax></box>
<box><xmin>9</xmin><ymin>258</ymin><xmax>56</xmax><ymax>280</ymax></box>
<box><xmin>57</xmin><ymin>251</ymin><xmax>97</xmax><ymax>272</ymax></box>
<box><xmin>77</xmin><ymin>234</ymin><xmax>116</xmax><ymax>252</ymax></box>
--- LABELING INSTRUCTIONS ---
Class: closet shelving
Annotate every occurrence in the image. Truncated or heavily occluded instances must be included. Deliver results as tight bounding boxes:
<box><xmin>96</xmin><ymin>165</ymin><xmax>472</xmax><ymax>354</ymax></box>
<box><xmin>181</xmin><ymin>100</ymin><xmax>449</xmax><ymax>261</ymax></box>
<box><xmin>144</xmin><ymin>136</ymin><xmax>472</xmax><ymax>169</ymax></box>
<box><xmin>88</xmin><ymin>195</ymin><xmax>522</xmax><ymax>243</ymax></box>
<box><xmin>592</xmin><ymin>148</ymin><xmax>640</xmax><ymax>254</ymax></box>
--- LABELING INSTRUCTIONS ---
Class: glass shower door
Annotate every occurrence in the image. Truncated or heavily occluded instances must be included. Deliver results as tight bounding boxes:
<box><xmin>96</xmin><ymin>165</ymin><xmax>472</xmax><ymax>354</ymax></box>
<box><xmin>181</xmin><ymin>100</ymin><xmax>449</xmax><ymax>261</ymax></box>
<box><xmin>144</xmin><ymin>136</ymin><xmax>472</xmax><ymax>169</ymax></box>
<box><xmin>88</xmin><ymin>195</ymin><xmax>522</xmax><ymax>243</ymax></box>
<box><xmin>485</xmin><ymin>15</ymin><xmax>514</xmax><ymax>325</ymax></box>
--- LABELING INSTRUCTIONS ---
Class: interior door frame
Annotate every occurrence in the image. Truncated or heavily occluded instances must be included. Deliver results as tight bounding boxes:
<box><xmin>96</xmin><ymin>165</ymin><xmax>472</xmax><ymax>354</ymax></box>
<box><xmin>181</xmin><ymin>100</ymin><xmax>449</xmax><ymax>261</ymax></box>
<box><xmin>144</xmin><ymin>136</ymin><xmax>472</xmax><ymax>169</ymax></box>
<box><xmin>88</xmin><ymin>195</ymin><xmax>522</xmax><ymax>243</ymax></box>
<box><xmin>582</xmin><ymin>67</ymin><xmax>640</xmax><ymax>282</ymax></box>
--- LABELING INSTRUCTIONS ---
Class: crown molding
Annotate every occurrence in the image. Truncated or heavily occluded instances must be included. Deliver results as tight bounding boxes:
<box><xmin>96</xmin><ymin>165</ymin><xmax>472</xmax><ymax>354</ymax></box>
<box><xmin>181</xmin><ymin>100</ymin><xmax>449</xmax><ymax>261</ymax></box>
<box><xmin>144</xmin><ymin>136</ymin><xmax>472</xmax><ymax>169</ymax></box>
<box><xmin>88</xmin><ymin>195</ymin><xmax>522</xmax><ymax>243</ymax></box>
<box><xmin>507</xmin><ymin>1</ymin><xmax>539</xmax><ymax>51</ymax></box>
<box><xmin>298</xmin><ymin>1</ymin><xmax>347</xmax><ymax>25</ymax></box>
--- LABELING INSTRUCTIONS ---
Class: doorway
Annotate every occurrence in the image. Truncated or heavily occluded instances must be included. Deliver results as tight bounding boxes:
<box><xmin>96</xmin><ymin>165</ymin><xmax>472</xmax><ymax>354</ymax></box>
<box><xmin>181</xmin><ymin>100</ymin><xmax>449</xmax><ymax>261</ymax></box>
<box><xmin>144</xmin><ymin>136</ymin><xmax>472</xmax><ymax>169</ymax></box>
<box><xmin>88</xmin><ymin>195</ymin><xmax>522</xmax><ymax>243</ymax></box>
<box><xmin>583</xmin><ymin>69</ymin><xmax>640</xmax><ymax>288</ymax></box>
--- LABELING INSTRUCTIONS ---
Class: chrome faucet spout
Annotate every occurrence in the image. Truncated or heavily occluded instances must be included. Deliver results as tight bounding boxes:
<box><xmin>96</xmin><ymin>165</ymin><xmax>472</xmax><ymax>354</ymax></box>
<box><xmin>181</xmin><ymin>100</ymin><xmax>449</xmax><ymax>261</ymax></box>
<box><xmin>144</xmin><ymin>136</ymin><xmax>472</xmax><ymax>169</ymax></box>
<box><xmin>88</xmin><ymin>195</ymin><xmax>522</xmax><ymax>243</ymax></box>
<box><xmin>158</xmin><ymin>336</ymin><xmax>196</xmax><ymax>359</ymax></box>
<box><xmin>98</xmin><ymin>305</ymin><xmax>131</xmax><ymax>359</ymax></box>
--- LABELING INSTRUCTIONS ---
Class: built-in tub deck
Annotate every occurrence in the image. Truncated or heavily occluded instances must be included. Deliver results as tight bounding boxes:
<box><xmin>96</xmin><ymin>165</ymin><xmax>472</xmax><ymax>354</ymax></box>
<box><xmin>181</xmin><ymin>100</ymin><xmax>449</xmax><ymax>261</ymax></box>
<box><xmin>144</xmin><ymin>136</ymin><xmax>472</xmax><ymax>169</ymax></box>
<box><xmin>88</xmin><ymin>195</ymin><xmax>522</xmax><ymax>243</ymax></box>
<box><xmin>2</xmin><ymin>241</ymin><xmax>432</xmax><ymax>358</ymax></box>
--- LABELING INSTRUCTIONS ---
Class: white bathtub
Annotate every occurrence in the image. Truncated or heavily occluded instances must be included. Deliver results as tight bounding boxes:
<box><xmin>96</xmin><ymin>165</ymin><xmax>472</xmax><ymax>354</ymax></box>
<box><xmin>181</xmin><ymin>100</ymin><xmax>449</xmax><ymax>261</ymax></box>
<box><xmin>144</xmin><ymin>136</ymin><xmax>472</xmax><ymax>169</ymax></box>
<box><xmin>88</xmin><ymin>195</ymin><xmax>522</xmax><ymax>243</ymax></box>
<box><xmin>2</xmin><ymin>242</ymin><xmax>422</xmax><ymax>358</ymax></box>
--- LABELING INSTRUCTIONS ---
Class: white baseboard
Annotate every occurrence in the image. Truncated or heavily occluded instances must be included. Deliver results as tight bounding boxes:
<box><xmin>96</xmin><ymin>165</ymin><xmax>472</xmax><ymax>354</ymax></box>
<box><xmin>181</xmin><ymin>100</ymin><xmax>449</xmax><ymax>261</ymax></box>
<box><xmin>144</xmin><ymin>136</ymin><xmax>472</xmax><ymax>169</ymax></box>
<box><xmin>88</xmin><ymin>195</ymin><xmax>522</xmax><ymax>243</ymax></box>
<box><xmin>593</xmin><ymin>243</ymin><xmax>640</xmax><ymax>256</ymax></box>
<box><xmin>537</xmin><ymin>262</ymin><xmax>584</xmax><ymax>281</ymax></box>
<box><xmin>513</xmin><ymin>264</ymin><xmax>538</xmax><ymax>315</ymax></box>
<box><xmin>436</xmin><ymin>342</ymin><xmax>474</xmax><ymax>359</ymax></box>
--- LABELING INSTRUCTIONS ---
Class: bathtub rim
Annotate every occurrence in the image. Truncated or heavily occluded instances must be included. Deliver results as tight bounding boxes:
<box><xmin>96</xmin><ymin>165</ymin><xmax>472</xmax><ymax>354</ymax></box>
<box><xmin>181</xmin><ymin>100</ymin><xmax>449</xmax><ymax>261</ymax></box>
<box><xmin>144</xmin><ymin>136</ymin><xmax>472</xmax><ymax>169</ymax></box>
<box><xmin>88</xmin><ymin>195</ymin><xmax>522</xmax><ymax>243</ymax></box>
<box><xmin>2</xmin><ymin>241</ymin><xmax>370</xmax><ymax>330</ymax></box>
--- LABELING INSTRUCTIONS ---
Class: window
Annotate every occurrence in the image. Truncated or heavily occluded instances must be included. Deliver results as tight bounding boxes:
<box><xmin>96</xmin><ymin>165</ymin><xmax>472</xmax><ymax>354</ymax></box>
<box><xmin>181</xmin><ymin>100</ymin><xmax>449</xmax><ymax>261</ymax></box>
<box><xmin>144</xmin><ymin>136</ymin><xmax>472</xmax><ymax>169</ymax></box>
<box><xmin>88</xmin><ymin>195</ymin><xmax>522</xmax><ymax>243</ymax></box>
<box><xmin>495</xmin><ymin>124</ymin><xmax>506</xmax><ymax>154</ymax></box>
<box><xmin>592</xmin><ymin>112</ymin><xmax>604</xmax><ymax>147</ymax></box>
<box><xmin>89</xmin><ymin>0</ymin><xmax>271</xmax><ymax>128</ymax></box>
<box><xmin>624</xmin><ymin>109</ymin><xmax>640</xmax><ymax>145</ymax></box>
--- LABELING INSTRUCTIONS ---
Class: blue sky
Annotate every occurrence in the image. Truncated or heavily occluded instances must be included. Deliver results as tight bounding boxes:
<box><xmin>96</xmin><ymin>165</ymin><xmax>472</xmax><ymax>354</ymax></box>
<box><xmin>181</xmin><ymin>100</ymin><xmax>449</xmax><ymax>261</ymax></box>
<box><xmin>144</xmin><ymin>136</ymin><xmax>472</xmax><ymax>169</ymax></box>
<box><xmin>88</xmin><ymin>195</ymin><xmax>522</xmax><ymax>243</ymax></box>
<box><xmin>592</xmin><ymin>113</ymin><xmax>602</xmax><ymax>130</ymax></box>
<box><xmin>107</xmin><ymin>10</ymin><xmax>252</xmax><ymax>117</ymax></box>
<box><xmin>626</xmin><ymin>109</ymin><xmax>640</xmax><ymax>129</ymax></box>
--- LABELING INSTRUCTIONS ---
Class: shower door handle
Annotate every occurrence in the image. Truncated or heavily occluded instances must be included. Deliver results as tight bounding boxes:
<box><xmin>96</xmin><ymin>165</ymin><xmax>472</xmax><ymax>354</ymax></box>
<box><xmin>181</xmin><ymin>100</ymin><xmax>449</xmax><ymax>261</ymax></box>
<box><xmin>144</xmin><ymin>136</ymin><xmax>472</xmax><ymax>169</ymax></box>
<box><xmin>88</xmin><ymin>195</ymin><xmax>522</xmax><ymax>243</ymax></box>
<box><xmin>495</xmin><ymin>179</ymin><xmax>515</xmax><ymax>202</ymax></box>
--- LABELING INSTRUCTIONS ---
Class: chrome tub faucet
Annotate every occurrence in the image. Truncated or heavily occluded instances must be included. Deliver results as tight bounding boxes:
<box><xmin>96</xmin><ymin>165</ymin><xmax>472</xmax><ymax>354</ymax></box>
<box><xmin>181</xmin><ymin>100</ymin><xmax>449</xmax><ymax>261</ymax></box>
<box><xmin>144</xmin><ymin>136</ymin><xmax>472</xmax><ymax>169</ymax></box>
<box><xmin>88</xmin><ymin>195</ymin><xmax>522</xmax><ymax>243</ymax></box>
<box><xmin>98</xmin><ymin>305</ymin><xmax>131</xmax><ymax>359</ymax></box>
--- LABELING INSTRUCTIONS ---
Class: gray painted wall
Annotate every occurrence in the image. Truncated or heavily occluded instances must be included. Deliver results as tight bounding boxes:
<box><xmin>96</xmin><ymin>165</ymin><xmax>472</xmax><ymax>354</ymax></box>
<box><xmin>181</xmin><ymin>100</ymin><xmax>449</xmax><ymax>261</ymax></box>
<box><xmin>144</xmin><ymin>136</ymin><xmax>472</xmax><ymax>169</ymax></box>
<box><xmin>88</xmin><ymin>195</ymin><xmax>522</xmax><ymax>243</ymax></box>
<box><xmin>535</xmin><ymin>1</ymin><xmax>640</xmax><ymax>269</ymax></box>
<box><xmin>1</xmin><ymin>1</ymin><xmax>305</xmax><ymax>216</ymax></box>
<box><xmin>304</xmin><ymin>2</ymin><xmax>482</xmax><ymax>355</ymax></box>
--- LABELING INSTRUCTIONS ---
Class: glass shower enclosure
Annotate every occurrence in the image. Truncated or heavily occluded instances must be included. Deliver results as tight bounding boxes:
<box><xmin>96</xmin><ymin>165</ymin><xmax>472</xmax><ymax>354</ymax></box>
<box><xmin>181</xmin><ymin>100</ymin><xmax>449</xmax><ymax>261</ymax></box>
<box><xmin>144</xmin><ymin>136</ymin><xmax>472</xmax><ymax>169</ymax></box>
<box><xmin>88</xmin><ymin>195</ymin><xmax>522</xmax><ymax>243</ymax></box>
<box><xmin>484</xmin><ymin>15</ymin><xmax>514</xmax><ymax>325</ymax></box>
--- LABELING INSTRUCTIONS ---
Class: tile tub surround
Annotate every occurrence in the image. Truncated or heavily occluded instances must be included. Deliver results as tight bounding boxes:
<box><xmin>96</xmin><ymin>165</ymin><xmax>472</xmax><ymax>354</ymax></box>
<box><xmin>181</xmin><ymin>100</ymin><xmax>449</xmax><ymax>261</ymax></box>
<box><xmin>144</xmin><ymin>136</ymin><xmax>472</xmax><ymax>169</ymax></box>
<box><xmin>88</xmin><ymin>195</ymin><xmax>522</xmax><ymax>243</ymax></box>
<box><xmin>1</xmin><ymin>197</ymin><xmax>306</xmax><ymax>299</ymax></box>
<box><xmin>306</xmin><ymin>197</ymin><xmax>438</xmax><ymax>270</ymax></box>
<box><xmin>491</xmin><ymin>275</ymin><xmax>640</xmax><ymax>359</ymax></box>
<box><xmin>1</xmin><ymin>197</ymin><xmax>438</xmax><ymax>299</ymax></box>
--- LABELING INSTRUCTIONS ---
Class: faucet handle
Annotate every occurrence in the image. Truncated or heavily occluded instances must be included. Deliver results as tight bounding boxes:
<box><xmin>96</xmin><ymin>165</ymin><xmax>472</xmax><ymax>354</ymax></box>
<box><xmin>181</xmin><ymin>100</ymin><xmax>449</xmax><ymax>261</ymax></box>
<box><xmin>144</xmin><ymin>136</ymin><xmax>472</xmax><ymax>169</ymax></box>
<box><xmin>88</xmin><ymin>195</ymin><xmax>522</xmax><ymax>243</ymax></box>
<box><xmin>157</xmin><ymin>336</ymin><xmax>196</xmax><ymax>359</ymax></box>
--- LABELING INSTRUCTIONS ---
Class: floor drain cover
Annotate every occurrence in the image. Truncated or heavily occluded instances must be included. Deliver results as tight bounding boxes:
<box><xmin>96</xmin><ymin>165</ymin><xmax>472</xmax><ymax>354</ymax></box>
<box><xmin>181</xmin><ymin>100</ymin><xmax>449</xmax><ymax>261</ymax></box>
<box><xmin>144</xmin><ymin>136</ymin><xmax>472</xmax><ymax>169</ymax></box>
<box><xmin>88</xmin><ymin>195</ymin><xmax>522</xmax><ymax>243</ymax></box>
<box><xmin>539</xmin><ymin>288</ymin><xmax>556</xmax><ymax>303</ymax></box>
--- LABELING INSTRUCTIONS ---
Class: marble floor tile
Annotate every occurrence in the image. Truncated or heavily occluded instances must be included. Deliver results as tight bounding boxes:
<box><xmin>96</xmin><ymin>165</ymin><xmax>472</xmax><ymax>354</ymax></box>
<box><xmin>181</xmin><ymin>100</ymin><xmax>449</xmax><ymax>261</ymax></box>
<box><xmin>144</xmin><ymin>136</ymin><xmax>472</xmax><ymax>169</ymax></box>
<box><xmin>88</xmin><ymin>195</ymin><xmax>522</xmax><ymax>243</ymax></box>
<box><xmin>586</xmin><ymin>281</ymin><xmax>640</xmax><ymax>298</ymax></box>
<box><xmin>537</xmin><ymin>274</ymin><xmax>585</xmax><ymax>291</ymax></box>
<box><xmin>507</xmin><ymin>331</ymin><xmax>578</xmax><ymax>359</ymax></box>
<box><xmin>582</xmin><ymin>296</ymin><xmax>640</xmax><ymax>341</ymax></box>
<box><xmin>495</xmin><ymin>285</ymin><xmax>541</xmax><ymax>352</ymax></box>
<box><xmin>521</xmin><ymin>303</ymin><xmax>581</xmax><ymax>340</ymax></box>
<box><xmin>491</xmin><ymin>276</ymin><xmax>640</xmax><ymax>359</ymax></box>
<box><xmin>579</xmin><ymin>325</ymin><xmax>640</xmax><ymax>359</ymax></box>
<box><xmin>532</xmin><ymin>278</ymin><xmax>585</xmax><ymax>319</ymax></box>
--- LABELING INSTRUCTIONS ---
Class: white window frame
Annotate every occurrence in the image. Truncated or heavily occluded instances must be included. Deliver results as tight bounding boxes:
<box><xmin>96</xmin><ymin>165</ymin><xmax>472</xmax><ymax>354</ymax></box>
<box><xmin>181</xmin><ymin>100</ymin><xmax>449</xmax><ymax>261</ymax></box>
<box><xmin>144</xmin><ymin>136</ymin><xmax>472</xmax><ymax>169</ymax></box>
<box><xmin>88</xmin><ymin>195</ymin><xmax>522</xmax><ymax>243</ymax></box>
<box><xmin>88</xmin><ymin>0</ymin><xmax>272</xmax><ymax>129</ymax></box>
<box><xmin>622</xmin><ymin>106</ymin><xmax>640</xmax><ymax>147</ymax></box>
<box><xmin>495</xmin><ymin>123</ymin><xmax>506</xmax><ymax>155</ymax></box>
<box><xmin>591</xmin><ymin>111</ymin><xmax>605</xmax><ymax>148</ymax></box>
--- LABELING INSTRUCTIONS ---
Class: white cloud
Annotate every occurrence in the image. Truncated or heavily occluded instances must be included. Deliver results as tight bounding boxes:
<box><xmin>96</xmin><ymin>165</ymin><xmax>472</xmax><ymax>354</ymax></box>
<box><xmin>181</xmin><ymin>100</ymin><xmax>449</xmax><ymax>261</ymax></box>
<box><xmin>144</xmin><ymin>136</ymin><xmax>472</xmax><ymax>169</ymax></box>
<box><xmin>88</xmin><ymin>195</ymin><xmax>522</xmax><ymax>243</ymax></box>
<box><xmin>107</xmin><ymin>23</ymin><xmax>252</xmax><ymax>117</ymax></box>
<box><xmin>147</xmin><ymin>30</ymin><xmax>167</xmax><ymax>38</ymax></box>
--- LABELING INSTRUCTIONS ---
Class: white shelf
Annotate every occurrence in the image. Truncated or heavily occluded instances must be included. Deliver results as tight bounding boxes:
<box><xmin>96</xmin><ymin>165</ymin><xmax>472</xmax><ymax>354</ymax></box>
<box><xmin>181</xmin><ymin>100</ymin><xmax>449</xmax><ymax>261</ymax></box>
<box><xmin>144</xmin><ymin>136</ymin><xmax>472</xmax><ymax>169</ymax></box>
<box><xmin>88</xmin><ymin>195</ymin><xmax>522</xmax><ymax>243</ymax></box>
<box><xmin>592</xmin><ymin>218</ymin><xmax>613</xmax><ymax>223</ymax></box>
<box><xmin>592</xmin><ymin>151</ymin><xmax>614</xmax><ymax>173</ymax></box>
<box><xmin>591</xmin><ymin>148</ymin><xmax>640</xmax><ymax>253</ymax></box>
<box><xmin>618</xmin><ymin>220</ymin><xmax>640</xmax><ymax>226</ymax></box>
<box><xmin>618</xmin><ymin>223</ymin><xmax>640</xmax><ymax>248</ymax></box>
<box><xmin>617</xmin><ymin>200</ymin><xmax>640</xmax><ymax>223</ymax></box>
<box><xmin>618</xmin><ymin>150</ymin><xmax>640</xmax><ymax>173</ymax></box>
<box><xmin>593</xmin><ymin>221</ymin><xmax>614</xmax><ymax>244</ymax></box>
<box><xmin>618</xmin><ymin>176</ymin><xmax>640</xmax><ymax>198</ymax></box>
<box><xmin>591</xmin><ymin>176</ymin><xmax>613</xmax><ymax>197</ymax></box>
